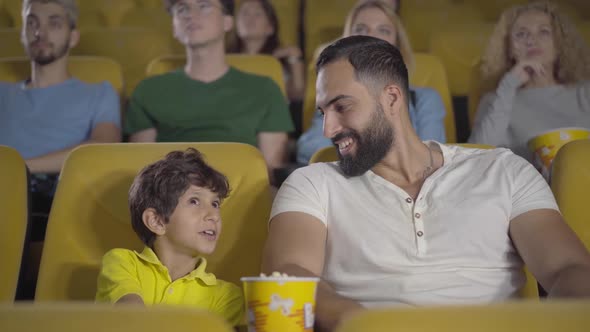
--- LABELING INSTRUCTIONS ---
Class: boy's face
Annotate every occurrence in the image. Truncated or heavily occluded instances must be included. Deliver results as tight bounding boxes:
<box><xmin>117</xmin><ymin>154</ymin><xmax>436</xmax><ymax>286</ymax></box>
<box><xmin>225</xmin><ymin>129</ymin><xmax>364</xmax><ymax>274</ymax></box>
<box><xmin>171</xmin><ymin>0</ymin><xmax>233</xmax><ymax>48</ymax></box>
<box><xmin>162</xmin><ymin>185</ymin><xmax>222</xmax><ymax>255</ymax></box>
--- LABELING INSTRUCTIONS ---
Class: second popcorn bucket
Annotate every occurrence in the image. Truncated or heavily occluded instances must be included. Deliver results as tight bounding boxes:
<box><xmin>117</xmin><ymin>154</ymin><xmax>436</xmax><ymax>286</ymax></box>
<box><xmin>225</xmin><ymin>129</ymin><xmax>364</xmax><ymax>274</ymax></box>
<box><xmin>241</xmin><ymin>276</ymin><xmax>320</xmax><ymax>332</ymax></box>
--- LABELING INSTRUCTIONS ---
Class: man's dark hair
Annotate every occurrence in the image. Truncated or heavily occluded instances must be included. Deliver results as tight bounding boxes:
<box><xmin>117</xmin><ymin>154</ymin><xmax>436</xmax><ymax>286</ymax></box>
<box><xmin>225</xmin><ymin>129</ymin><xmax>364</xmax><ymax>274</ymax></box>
<box><xmin>316</xmin><ymin>35</ymin><xmax>410</xmax><ymax>103</ymax></box>
<box><xmin>129</xmin><ymin>148</ymin><xmax>230</xmax><ymax>247</ymax></box>
<box><xmin>164</xmin><ymin>0</ymin><xmax>234</xmax><ymax>16</ymax></box>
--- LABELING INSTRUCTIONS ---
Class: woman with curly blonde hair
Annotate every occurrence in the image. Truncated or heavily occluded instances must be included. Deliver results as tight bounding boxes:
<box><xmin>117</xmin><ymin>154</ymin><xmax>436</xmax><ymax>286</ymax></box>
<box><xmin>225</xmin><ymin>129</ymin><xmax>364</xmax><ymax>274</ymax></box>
<box><xmin>469</xmin><ymin>1</ymin><xmax>590</xmax><ymax>160</ymax></box>
<box><xmin>297</xmin><ymin>0</ymin><xmax>446</xmax><ymax>164</ymax></box>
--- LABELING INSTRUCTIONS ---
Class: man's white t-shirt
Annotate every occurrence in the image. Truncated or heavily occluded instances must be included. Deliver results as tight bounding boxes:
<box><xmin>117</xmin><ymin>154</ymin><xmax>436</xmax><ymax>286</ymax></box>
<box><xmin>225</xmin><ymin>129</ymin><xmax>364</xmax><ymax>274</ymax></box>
<box><xmin>271</xmin><ymin>143</ymin><xmax>559</xmax><ymax>307</ymax></box>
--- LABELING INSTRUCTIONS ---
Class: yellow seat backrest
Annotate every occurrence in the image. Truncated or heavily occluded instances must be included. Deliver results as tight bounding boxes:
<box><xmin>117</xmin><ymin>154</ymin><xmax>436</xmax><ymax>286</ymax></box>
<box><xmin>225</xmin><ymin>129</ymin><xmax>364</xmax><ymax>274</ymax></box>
<box><xmin>0</xmin><ymin>6</ymin><xmax>13</xmax><ymax>27</ymax></box>
<box><xmin>35</xmin><ymin>143</ymin><xmax>271</xmax><ymax>301</ymax></box>
<box><xmin>303</xmin><ymin>0</ymin><xmax>357</xmax><ymax>61</ymax></box>
<box><xmin>134</xmin><ymin>0</ymin><xmax>162</xmax><ymax>8</ymax></box>
<box><xmin>0</xmin><ymin>303</ymin><xmax>233</xmax><ymax>331</ymax></box>
<box><xmin>403</xmin><ymin>3</ymin><xmax>484</xmax><ymax>52</ymax></box>
<box><xmin>335</xmin><ymin>300</ymin><xmax>590</xmax><ymax>332</ymax></box>
<box><xmin>0</xmin><ymin>146</ymin><xmax>28</xmax><ymax>302</ymax></box>
<box><xmin>146</xmin><ymin>54</ymin><xmax>287</xmax><ymax>96</ymax></box>
<box><xmin>77</xmin><ymin>0</ymin><xmax>136</xmax><ymax>27</ymax></box>
<box><xmin>269</xmin><ymin>0</ymin><xmax>300</xmax><ymax>47</ymax></box>
<box><xmin>577</xmin><ymin>21</ymin><xmax>590</xmax><ymax>46</ymax></box>
<box><xmin>412</xmin><ymin>53</ymin><xmax>456</xmax><ymax>143</ymax></box>
<box><xmin>119</xmin><ymin>7</ymin><xmax>172</xmax><ymax>30</ymax></box>
<box><xmin>429</xmin><ymin>23</ymin><xmax>495</xmax><ymax>96</ymax></box>
<box><xmin>302</xmin><ymin>52</ymin><xmax>457</xmax><ymax>142</ymax></box>
<box><xmin>0</xmin><ymin>56</ymin><xmax>124</xmax><ymax>97</ymax></box>
<box><xmin>463</xmin><ymin>0</ymin><xmax>528</xmax><ymax>22</ymax></box>
<box><xmin>0</xmin><ymin>28</ymin><xmax>25</xmax><ymax>58</ymax></box>
<box><xmin>551</xmin><ymin>139</ymin><xmax>590</xmax><ymax>251</ymax></box>
<box><xmin>72</xmin><ymin>28</ymin><xmax>176</xmax><ymax>96</ymax></box>
<box><xmin>3</xmin><ymin>0</ymin><xmax>21</xmax><ymax>27</ymax></box>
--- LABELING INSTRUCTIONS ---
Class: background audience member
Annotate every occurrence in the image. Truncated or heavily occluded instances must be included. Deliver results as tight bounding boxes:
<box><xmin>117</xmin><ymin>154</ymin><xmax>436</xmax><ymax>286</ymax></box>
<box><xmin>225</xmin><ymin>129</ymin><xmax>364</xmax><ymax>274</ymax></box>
<box><xmin>469</xmin><ymin>1</ymin><xmax>590</xmax><ymax>161</ymax></box>
<box><xmin>230</xmin><ymin>0</ymin><xmax>305</xmax><ymax>105</ymax></box>
<box><xmin>125</xmin><ymin>0</ymin><xmax>294</xmax><ymax>186</ymax></box>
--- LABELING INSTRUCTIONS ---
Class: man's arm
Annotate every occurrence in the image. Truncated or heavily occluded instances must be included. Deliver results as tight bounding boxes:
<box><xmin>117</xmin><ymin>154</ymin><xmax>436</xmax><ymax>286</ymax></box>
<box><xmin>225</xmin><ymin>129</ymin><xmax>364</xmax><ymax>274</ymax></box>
<box><xmin>258</xmin><ymin>131</ymin><xmax>288</xmax><ymax>182</ymax></box>
<box><xmin>129</xmin><ymin>128</ymin><xmax>157</xmax><ymax>142</ymax></box>
<box><xmin>510</xmin><ymin>209</ymin><xmax>590</xmax><ymax>297</ymax></box>
<box><xmin>25</xmin><ymin>122</ymin><xmax>121</xmax><ymax>173</ymax></box>
<box><xmin>262</xmin><ymin>212</ymin><xmax>364</xmax><ymax>332</ymax></box>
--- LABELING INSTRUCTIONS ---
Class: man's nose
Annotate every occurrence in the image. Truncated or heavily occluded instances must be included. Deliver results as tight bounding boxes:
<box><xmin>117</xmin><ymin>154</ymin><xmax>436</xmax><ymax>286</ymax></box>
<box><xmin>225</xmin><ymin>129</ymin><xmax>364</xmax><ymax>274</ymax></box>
<box><xmin>323</xmin><ymin>111</ymin><xmax>343</xmax><ymax>139</ymax></box>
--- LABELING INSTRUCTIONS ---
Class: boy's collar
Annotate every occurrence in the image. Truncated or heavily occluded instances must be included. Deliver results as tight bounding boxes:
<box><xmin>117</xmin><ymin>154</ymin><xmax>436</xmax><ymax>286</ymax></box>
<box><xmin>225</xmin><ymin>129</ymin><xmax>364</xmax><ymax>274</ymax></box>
<box><xmin>134</xmin><ymin>247</ymin><xmax>217</xmax><ymax>285</ymax></box>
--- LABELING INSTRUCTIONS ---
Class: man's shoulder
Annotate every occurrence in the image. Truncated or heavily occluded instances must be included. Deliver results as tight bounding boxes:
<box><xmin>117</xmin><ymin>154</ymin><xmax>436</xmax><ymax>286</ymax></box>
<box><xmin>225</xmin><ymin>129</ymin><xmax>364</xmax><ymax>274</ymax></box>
<box><xmin>291</xmin><ymin>162</ymin><xmax>342</xmax><ymax>181</ymax></box>
<box><xmin>448</xmin><ymin>144</ymin><xmax>526</xmax><ymax>170</ymax></box>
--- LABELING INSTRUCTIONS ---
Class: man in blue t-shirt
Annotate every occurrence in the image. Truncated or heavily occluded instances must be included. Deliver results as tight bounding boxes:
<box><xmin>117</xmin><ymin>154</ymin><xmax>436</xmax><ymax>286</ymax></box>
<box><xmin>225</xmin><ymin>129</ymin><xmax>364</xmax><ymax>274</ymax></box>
<box><xmin>0</xmin><ymin>0</ymin><xmax>121</xmax><ymax>174</ymax></box>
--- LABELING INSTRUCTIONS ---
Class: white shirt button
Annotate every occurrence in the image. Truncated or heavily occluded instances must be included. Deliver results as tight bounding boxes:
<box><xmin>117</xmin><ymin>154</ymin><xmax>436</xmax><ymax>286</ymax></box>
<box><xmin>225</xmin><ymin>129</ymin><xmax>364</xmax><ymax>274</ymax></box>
<box><xmin>417</xmin><ymin>231</ymin><xmax>424</xmax><ymax>237</ymax></box>
<box><xmin>415</xmin><ymin>213</ymin><xmax>421</xmax><ymax>219</ymax></box>
<box><xmin>168</xmin><ymin>288</ymin><xmax>174</xmax><ymax>294</ymax></box>
<box><xmin>406</xmin><ymin>197</ymin><xmax>413</xmax><ymax>203</ymax></box>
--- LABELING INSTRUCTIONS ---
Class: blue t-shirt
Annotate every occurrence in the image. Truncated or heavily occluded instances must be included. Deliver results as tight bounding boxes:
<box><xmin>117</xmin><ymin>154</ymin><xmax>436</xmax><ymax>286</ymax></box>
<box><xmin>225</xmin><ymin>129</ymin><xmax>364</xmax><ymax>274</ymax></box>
<box><xmin>0</xmin><ymin>79</ymin><xmax>120</xmax><ymax>159</ymax></box>
<box><xmin>296</xmin><ymin>86</ymin><xmax>447</xmax><ymax>164</ymax></box>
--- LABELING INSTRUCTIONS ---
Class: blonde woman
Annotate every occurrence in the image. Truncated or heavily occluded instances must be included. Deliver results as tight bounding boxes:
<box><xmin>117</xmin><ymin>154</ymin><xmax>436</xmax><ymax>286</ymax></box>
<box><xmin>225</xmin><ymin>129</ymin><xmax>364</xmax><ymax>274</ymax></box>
<box><xmin>469</xmin><ymin>1</ymin><xmax>590</xmax><ymax>160</ymax></box>
<box><xmin>296</xmin><ymin>0</ymin><xmax>446</xmax><ymax>164</ymax></box>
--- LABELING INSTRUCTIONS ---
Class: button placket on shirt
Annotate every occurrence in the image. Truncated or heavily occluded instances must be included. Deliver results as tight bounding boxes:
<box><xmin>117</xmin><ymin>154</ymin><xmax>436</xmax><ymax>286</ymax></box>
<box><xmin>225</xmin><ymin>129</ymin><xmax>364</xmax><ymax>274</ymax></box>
<box><xmin>409</xmin><ymin>195</ymin><xmax>427</xmax><ymax>255</ymax></box>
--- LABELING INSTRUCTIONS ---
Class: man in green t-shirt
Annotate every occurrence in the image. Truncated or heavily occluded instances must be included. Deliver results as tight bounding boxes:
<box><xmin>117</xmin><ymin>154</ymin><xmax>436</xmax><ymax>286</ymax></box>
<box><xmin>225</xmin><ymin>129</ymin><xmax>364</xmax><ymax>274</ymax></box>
<box><xmin>126</xmin><ymin>0</ymin><xmax>294</xmax><ymax>184</ymax></box>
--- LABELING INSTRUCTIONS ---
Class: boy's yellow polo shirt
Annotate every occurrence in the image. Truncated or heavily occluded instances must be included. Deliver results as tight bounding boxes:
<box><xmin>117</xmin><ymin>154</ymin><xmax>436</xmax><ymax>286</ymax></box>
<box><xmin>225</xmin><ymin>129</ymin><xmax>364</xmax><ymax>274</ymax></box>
<box><xmin>96</xmin><ymin>247</ymin><xmax>244</xmax><ymax>326</ymax></box>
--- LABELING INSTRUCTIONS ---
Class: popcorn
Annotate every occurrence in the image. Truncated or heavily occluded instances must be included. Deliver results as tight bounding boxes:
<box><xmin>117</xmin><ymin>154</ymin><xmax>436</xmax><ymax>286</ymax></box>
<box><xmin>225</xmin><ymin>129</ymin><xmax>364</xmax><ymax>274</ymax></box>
<box><xmin>260</xmin><ymin>272</ymin><xmax>290</xmax><ymax>278</ymax></box>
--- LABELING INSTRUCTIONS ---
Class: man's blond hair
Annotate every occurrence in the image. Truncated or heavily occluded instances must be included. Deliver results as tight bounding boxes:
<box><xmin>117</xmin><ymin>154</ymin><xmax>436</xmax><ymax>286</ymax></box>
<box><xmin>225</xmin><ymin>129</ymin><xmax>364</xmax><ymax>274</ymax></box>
<box><xmin>22</xmin><ymin>0</ymin><xmax>79</xmax><ymax>28</ymax></box>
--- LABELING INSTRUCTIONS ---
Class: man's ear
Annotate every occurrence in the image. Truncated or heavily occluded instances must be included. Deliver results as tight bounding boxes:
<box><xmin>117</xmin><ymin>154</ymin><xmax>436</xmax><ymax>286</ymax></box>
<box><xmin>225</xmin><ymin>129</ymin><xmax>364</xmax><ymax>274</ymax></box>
<box><xmin>142</xmin><ymin>208</ymin><xmax>167</xmax><ymax>236</ymax></box>
<box><xmin>68</xmin><ymin>28</ymin><xmax>80</xmax><ymax>49</ymax></box>
<box><xmin>381</xmin><ymin>84</ymin><xmax>404</xmax><ymax>115</ymax></box>
<box><xmin>224</xmin><ymin>15</ymin><xmax>234</xmax><ymax>33</ymax></box>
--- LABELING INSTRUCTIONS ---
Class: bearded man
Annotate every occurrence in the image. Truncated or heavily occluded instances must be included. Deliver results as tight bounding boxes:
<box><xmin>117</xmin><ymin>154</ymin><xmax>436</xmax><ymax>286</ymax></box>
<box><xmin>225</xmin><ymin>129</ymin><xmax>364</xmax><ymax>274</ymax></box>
<box><xmin>262</xmin><ymin>35</ymin><xmax>590</xmax><ymax>332</ymax></box>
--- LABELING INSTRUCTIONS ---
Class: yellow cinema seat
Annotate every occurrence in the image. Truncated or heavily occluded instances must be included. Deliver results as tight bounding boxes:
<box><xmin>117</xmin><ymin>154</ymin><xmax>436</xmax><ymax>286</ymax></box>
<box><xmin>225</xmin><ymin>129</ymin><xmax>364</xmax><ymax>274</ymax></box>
<box><xmin>0</xmin><ymin>28</ymin><xmax>25</xmax><ymax>58</ymax></box>
<box><xmin>429</xmin><ymin>22</ymin><xmax>495</xmax><ymax>97</ymax></box>
<box><xmin>35</xmin><ymin>143</ymin><xmax>271</xmax><ymax>301</ymax></box>
<box><xmin>0</xmin><ymin>303</ymin><xmax>234</xmax><ymax>332</ymax></box>
<box><xmin>412</xmin><ymin>53</ymin><xmax>456</xmax><ymax>143</ymax></box>
<box><xmin>551</xmin><ymin>139</ymin><xmax>590</xmax><ymax>251</ymax></box>
<box><xmin>335</xmin><ymin>300</ymin><xmax>590</xmax><ymax>332</ymax></box>
<box><xmin>73</xmin><ymin>28</ymin><xmax>176</xmax><ymax>96</ymax></box>
<box><xmin>0</xmin><ymin>146</ymin><xmax>28</xmax><ymax>302</ymax></box>
<box><xmin>303</xmin><ymin>0</ymin><xmax>357</xmax><ymax>61</ymax></box>
<box><xmin>403</xmin><ymin>3</ymin><xmax>484</xmax><ymax>52</ymax></box>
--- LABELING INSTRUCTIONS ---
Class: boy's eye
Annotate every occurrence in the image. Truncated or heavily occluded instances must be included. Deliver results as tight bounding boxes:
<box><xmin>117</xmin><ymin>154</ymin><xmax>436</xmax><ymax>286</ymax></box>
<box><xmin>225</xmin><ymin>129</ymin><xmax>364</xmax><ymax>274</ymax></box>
<box><xmin>212</xmin><ymin>201</ymin><xmax>221</xmax><ymax>209</ymax></box>
<box><xmin>190</xmin><ymin>198</ymin><xmax>199</xmax><ymax>205</ymax></box>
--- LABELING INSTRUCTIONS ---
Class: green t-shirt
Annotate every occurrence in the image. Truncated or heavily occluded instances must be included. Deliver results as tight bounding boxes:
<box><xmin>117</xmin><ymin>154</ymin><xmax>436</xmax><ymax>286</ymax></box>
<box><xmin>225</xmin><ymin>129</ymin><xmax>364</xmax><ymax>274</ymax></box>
<box><xmin>125</xmin><ymin>67</ymin><xmax>294</xmax><ymax>145</ymax></box>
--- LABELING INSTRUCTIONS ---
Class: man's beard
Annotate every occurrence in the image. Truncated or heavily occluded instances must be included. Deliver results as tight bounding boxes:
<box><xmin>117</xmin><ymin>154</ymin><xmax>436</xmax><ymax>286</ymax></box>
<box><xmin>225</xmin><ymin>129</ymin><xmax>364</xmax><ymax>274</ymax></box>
<box><xmin>333</xmin><ymin>103</ymin><xmax>394</xmax><ymax>177</ymax></box>
<box><xmin>28</xmin><ymin>38</ymin><xmax>70</xmax><ymax>66</ymax></box>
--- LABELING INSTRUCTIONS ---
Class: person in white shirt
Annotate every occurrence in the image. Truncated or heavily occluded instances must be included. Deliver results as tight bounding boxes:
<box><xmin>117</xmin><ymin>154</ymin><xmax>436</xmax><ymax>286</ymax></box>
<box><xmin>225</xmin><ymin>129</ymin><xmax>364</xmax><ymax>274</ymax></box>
<box><xmin>262</xmin><ymin>35</ymin><xmax>590</xmax><ymax>332</ymax></box>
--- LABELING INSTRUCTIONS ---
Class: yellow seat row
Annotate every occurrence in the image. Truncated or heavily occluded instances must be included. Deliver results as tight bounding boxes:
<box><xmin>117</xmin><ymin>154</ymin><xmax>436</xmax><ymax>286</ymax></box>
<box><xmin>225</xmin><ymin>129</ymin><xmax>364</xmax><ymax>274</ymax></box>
<box><xmin>0</xmin><ymin>0</ymin><xmax>301</xmax><ymax>48</ymax></box>
<box><xmin>335</xmin><ymin>300</ymin><xmax>590</xmax><ymax>332</ymax></box>
<box><xmin>1</xmin><ymin>300</ymin><xmax>590</xmax><ymax>332</ymax></box>
<box><xmin>0</xmin><ymin>303</ymin><xmax>234</xmax><ymax>332</ymax></box>
<box><xmin>2</xmin><ymin>139</ymin><xmax>590</xmax><ymax>302</ymax></box>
